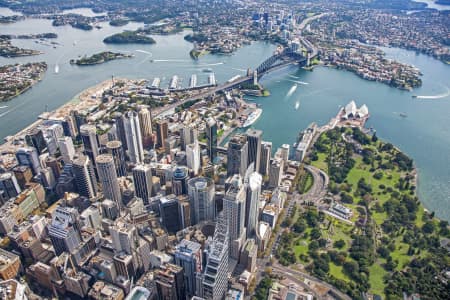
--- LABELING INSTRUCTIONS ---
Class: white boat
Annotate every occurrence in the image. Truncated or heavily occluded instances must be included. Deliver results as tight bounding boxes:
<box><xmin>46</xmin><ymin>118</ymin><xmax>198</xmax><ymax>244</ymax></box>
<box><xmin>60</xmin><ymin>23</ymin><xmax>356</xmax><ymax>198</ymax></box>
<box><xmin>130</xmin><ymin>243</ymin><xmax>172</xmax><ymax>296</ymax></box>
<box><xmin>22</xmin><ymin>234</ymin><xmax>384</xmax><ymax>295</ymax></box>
<box><xmin>54</xmin><ymin>64</ymin><xmax>59</xmax><ymax>74</ymax></box>
<box><xmin>295</xmin><ymin>101</ymin><xmax>300</xmax><ymax>110</ymax></box>
<box><xmin>0</xmin><ymin>106</ymin><xmax>8</xmax><ymax>109</ymax></box>
<box><xmin>242</xmin><ymin>108</ymin><xmax>262</xmax><ymax>128</ymax></box>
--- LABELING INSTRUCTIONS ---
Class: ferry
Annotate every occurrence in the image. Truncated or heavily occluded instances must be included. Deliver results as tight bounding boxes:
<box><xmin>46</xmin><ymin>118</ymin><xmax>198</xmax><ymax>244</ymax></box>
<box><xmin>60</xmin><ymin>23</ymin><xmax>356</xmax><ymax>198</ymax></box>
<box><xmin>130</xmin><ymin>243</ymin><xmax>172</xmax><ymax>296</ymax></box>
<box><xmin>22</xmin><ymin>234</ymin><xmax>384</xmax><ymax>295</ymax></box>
<box><xmin>241</xmin><ymin>108</ymin><xmax>262</xmax><ymax>128</ymax></box>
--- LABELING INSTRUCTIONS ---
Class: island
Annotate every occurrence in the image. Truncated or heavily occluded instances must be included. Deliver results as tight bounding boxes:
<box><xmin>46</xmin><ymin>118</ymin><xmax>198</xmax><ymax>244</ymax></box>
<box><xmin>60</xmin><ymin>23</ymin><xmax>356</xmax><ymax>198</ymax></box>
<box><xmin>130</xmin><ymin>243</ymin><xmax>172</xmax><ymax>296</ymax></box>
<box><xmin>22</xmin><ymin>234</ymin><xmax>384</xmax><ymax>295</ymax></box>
<box><xmin>103</xmin><ymin>31</ymin><xmax>155</xmax><ymax>44</ymax></box>
<box><xmin>0</xmin><ymin>62</ymin><xmax>47</xmax><ymax>102</ymax></box>
<box><xmin>109</xmin><ymin>19</ymin><xmax>130</xmax><ymax>27</ymax></box>
<box><xmin>70</xmin><ymin>51</ymin><xmax>133</xmax><ymax>66</ymax></box>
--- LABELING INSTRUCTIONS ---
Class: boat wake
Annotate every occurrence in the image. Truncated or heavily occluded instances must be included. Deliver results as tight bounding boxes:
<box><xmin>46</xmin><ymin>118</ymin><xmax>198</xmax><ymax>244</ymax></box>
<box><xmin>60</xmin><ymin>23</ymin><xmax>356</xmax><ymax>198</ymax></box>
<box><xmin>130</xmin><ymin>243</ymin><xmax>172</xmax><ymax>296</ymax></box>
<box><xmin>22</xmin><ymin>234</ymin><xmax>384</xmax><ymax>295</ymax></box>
<box><xmin>287</xmin><ymin>79</ymin><xmax>309</xmax><ymax>85</ymax></box>
<box><xmin>135</xmin><ymin>49</ymin><xmax>152</xmax><ymax>55</ymax></box>
<box><xmin>286</xmin><ymin>84</ymin><xmax>298</xmax><ymax>98</ymax></box>
<box><xmin>0</xmin><ymin>109</ymin><xmax>13</xmax><ymax>118</ymax></box>
<box><xmin>229</xmin><ymin>67</ymin><xmax>246</xmax><ymax>72</ymax></box>
<box><xmin>199</xmin><ymin>62</ymin><xmax>224</xmax><ymax>67</ymax></box>
<box><xmin>414</xmin><ymin>89</ymin><xmax>450</xmax><ymax>100</ymax></box>
<box><xmin>153</xmin><ymin>59</ymin><xmax>190</xmax><ymax>62</ymax></box>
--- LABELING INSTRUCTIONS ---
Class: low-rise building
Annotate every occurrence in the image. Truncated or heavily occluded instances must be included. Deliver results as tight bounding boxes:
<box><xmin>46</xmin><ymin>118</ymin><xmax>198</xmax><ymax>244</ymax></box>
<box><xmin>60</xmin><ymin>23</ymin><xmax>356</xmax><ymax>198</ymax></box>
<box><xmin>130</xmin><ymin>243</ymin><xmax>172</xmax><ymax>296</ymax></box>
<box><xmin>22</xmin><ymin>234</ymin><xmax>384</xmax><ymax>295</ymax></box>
<box><xmin>0</xmin><ymin>249</ymin><xmax>21</xmax><ymax>280</ymax></box>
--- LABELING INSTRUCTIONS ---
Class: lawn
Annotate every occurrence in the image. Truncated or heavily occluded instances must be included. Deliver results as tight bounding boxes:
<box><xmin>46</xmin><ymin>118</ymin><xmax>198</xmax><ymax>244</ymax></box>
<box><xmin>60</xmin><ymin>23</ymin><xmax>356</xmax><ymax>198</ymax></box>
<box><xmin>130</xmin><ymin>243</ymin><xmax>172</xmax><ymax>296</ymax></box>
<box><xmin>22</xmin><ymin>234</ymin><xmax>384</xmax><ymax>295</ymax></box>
<box><xmin>303</xmin><ymin>172</ymin><xmax>314</xmax><ymax>193</ymax></box>
<box><xmin>311</xmin><ymin>152</ymin><xmax>328</xmax><ymax>171</ymax></box>
<box><xmin>368</xmin><ymin>261</ymin><xmax>387</xmax><ymax>296</ymax></box>
<box><xmin>329</xmin><ymin>263</ymin><xmax>350</xmax><ymax>282</ymax></box>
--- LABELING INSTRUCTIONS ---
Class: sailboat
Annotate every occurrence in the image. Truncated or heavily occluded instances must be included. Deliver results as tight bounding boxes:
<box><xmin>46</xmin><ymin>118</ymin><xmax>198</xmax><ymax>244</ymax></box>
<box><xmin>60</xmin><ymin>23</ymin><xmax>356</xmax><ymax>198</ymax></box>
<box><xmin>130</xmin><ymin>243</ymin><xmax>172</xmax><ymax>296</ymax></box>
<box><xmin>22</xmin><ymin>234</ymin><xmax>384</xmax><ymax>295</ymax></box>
<box><xmin>54</xmin><ymin>64</ymin><xmax>59</xmax><ymax>74</ymax></box>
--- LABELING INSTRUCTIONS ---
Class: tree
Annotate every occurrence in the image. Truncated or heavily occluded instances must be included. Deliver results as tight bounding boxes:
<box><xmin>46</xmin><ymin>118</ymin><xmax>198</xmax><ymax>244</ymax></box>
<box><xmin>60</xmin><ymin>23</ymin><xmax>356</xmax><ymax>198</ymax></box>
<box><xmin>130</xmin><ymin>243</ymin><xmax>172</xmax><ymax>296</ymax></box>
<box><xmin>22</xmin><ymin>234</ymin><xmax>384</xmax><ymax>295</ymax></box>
<box><xmin>334</xmin><ymin>239</ymin><xmax>346</xmax><ymax>249</ymax></box>
<box><xmin>310</xmin><ymin>228</ymin><xmax>321</xmax><ymax>240</ymax></box>
<box><xmin>422</xmin><ymin>221</ymin><xmax>435</xmax><ymax>234</ymax></box>
<box><xmin>371</xmin><ymin>132</ymin><xmax>378</xmax><ymax>143</ymax></box>
<box><xmin>309</xmin><ymin>240</ymin><xmax>320</xmax><ymax>252</ymax></box>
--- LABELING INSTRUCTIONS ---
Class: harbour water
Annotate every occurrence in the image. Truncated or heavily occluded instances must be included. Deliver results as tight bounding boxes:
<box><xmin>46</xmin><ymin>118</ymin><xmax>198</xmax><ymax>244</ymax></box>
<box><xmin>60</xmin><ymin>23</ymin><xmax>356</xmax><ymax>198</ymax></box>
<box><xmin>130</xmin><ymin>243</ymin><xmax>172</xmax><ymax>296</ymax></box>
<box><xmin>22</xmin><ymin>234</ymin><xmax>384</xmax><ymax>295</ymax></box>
<box><xmin>0</xmin><ymin>17</ymin><xmax>449</xmax><ymax>220</ymax></box>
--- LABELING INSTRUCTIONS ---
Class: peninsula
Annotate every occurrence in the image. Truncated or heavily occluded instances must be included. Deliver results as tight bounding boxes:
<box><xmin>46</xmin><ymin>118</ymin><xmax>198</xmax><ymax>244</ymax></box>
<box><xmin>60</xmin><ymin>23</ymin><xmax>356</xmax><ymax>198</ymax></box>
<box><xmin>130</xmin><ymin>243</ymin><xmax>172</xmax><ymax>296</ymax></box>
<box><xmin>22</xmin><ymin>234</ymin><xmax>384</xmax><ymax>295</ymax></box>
<box><xmin>70</xmin><ymin>51</ymin><xmax>133</xmax><ymax>66</ymax></box>
<box><xmin>282</xmin><ymin>125</ymin><xmax>450</xmax><ymax>299</ymax></box>
<box><xmin>0</xmin><ymin>62</ymin><xmax>47</xmax><ymax>102</ymax></box>
<box><xmin>103</xmin><ymin>31</ymin><xmax>155</xmax><ymax>44</ymax></box>
<box><xmin>0</xmin><ymin>37</ymin><xmax>42</xmax><ymax>57</ymax></box>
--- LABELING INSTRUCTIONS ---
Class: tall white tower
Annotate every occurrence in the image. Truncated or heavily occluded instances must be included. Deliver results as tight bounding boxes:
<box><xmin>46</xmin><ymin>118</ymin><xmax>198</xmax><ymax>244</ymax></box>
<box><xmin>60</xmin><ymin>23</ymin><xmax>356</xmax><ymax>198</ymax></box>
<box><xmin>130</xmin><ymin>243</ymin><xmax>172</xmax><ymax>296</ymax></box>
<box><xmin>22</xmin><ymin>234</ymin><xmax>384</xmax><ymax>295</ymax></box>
<box><xmin>186</xmin><ymin>140</ymin><xmax>201</xmax><ymax>175</ymax></box>
<box><xmin>124</xmin><ymin>111</ymin><xmax>144</xmax><ymax>164</ymax></box>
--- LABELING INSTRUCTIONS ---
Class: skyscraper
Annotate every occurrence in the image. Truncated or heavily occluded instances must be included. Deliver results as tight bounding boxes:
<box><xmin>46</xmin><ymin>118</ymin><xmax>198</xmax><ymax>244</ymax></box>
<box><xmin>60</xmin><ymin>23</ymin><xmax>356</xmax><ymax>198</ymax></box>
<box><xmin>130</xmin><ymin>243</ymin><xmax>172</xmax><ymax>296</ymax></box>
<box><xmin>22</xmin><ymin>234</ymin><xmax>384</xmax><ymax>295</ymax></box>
<box><xmin>25</xmin><ymin>128</ymin><xmax>47</xmax><ymax>155</ymax></box>
<box><xmin>246</xmin><ymin>129</ymin><xmax>262</xmax><ymax>173</ymax></box>
<box><xmin>132</xmin><ymin>164</ymin><xmax>153</xmax><ymax>204</ymax></box>
<box><xmin>227</xmin><ymin>134</ymin><xmax>248</xmax><ymax>177</ymax></box>
<box><xmin>174</xmin><ymin>239</ymin><xmax>202</xmax><ymax>297</ymax></box>
<box><xmin>80</xmin><ymin>124</ymin><xmax>100</xmax><ymax>164</ymax></box>
<box><xmin>269</xmin><ymin>157</ymin><xmax>283</xmax><ymax>188</ymax></box>
<box><xmin>223</xmin><ymin>175</ymin><xmax>246</xmax><ymax>259</ymax></box>
<box><xmin>202</xmin><ymin>214</ymin><xmax>228</xmax><ymax>300</ymax></box>
<box><xmin>48</xmin><ymin>205</ymin><xmax>81</xmax><ymax>255</ymax></box>
<box><xmin>0</xmin><ymin>172</ymin><xmax>21</xmax><ymax>201</ymax></box>
<box><xmin>180</xmin><ymin>124</ymin><xmax>197</xmax><ymax>150</ymax></box>
<box><xmin>16</xmin><ymin>147</ymin><xmax>41</xmax><ymax>175</ymax></box>
<box><xmin>206</xmin><ymin>118</ymin><xmax>217</xmax><ymax>162</ymax></box>
<box><xmin>124</xmin><ymin>111</ymin><xmax>144</xmax><ymax>164</ymax></box>
<box><xmin>156</xmin><ymin>120</ymin><xmax>168</xmax><ymax>149</ymax></box>
<box><xmin>112</xmin><ymin>112</ymin><xmax>127</xmax><ymax>151</ymax></box>
<box><xmin>259</xmin><ymin>141</ymin><xmax>272</xmax><ymax>176</ymax></box>
<box><xmin>138</xmin><ymin>107</ymin><xmax>153</xmax><ymax>139</ymax></box>
<box><xmin>159</xmin><ymin>195</ymin><xmax>181</xmax><ymax>234</ymax></box>
<box><xmin>96</xmin><ymin>154</ymin><xmax>122</xmax><ymax>208</ymax></box>
<box><xmin>58</xmin><ymin>136</ymin><xmax>75</xmax><ymax>164</ymax></box>
<box><xmin>106</xmin><ymin>140</ymin><xmax>127</xmax><ymax>177</ymax></box>
<box><xmin>72</xmin><ymin>155</ymin><xmax>98</xmax><ymax>199</ymax></box>
<box><xmin>187</xmin><ymin>177</ymin><xmax>215</xmax><ymax>224</ymax></box>
<box><xmin>245</xmin><ymin>170</ymin><xmax>262</xmax><ymax>238</ymax></box>
<box><xmin>186</xmin><ymin>140</ymin><xmax>201</xmax><ymax>175</ymax></box>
